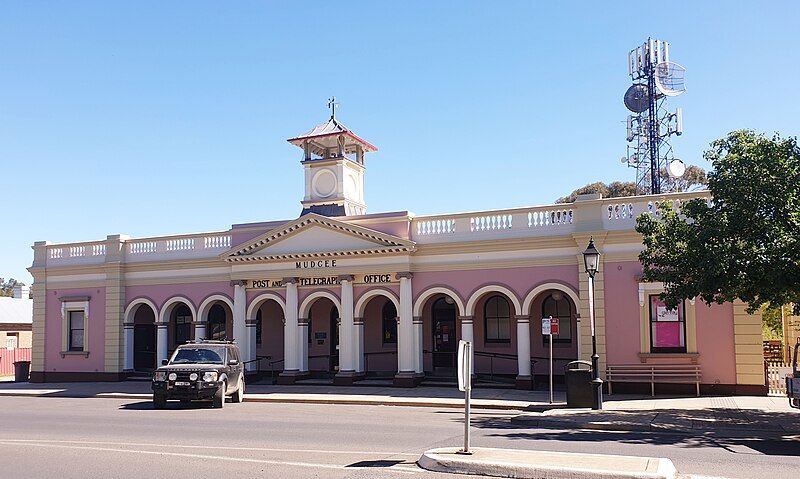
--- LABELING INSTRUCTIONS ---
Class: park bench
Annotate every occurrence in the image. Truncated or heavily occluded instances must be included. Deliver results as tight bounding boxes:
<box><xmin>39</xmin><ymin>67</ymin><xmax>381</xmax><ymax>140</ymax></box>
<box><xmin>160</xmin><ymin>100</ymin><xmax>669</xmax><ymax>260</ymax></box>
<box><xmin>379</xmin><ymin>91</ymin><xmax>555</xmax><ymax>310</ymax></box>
<box><xmin>606</xmin><ymin>364</ymin><xmax>701</xmax><ymax>397</ymax></box>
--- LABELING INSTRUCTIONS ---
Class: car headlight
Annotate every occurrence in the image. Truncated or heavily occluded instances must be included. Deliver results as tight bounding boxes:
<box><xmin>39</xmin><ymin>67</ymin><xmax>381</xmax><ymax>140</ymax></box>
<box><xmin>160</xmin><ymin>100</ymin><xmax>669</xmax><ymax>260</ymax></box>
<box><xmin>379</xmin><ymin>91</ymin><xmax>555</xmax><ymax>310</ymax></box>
<box><xmin>153</xmin><ymin>372</ymin><xmax>166</xmax><ymax>382</ymax></box>
<box><xmin>203</xmin><ymin>371</ymin><xmax>218</xmax><ymax>382</ymax></box>
<box><xmin>168</xmin><ymin>373</ymin><xmax>177</xmax><ymax>381</ymax></box>
<box><xmin>189</xmin><ymin>373</ymin><xmax>198</xmax><ymax>381</ymax></box>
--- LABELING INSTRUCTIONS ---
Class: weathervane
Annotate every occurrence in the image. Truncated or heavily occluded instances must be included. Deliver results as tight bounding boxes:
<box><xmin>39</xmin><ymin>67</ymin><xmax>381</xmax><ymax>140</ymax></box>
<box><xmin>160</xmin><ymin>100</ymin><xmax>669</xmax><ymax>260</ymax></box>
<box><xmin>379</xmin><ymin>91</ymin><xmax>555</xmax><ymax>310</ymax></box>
<box><xmin>327</xmin><ymin>96</ymin><xmax>339</xmax><ymax>120</ymax></box>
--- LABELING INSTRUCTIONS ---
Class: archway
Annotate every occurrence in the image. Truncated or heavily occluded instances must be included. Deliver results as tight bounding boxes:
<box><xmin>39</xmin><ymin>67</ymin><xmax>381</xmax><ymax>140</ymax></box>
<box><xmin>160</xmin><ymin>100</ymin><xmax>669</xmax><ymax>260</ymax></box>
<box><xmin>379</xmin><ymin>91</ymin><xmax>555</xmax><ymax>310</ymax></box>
<box><xmin>471</xmin><ymin>291</ymin><xmax>517</xmax><ymax>379</ymax></box>
<box><xmin>300</xmin><ymin>295</ymin><xmax>340</xmax><ymax>376</ymax></box>
<box><xmin>527</xmin><ymin>287</ymin><xmax>580</xmax><ymax>381</ymax></box>
<box><xmin>197</xmin><ymin>295</ymin><xmax>234</xmax><ymax>342</ymax></box>
<box><xmin>133</xmin><ymin>304</ymin><xmax>157</xmax><ymax>370</ymax></box>
<box><xmin>124</xmin><ymin>299</ymin><xmax>158</xmax><ymax>372</ymax></box>
<box><xmin>250</xmin><ymin>295</ymin><xmax>285</xmax><ymax>378</ymax></box>
<box><xmin>360</xmin><ymin>294</ymin><xmax>399</xmax><ymax>376</ymax></box>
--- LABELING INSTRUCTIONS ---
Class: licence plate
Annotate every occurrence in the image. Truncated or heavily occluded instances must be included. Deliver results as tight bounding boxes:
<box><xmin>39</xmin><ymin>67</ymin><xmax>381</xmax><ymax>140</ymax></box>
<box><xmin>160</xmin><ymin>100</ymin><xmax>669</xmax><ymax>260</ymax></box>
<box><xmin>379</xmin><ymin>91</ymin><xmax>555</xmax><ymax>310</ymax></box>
<box><xmin>175</xmin><ymin>381</ymin><xmax>191</xmax><ymax>386</ymax></box>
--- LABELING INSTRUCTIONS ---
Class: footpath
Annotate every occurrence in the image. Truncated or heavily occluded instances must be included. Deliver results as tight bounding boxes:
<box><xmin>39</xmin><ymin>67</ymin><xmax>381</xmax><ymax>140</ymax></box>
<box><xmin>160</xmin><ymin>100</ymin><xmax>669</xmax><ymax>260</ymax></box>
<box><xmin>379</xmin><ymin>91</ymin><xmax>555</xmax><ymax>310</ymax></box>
<box><xmin>3</xmin><ymin>381</ymin><xmax>798</xmax><ymax>478</ymax></box>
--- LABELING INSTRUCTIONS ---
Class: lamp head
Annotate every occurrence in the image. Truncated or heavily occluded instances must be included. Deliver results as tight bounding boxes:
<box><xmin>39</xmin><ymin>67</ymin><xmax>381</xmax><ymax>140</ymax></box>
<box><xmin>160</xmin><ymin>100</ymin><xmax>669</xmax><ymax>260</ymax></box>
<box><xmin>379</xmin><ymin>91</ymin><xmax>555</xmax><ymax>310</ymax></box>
<box><xmin>583</xmin><ymin>237</ymin><xmax>600</xmax><ymax>278</ymax></box>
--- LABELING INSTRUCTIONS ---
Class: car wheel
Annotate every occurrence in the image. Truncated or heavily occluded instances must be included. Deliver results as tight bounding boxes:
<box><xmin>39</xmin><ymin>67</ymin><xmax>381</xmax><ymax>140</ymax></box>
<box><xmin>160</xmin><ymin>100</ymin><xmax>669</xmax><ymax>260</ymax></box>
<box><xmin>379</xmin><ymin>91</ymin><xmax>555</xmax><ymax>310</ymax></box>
<box><xmin>232</xmin><ymin>379</ymin><xmax>244</xmax><ymax>403</ymax></box>
<box><xmin>212</xmin><ymin>381</ymin><xmax>226</xmax><ymax>409</ymax></box>
<box><xmin>153</xmin><ymin>393</ymin><xmax>167</xmax><ymax>410</ymax></box>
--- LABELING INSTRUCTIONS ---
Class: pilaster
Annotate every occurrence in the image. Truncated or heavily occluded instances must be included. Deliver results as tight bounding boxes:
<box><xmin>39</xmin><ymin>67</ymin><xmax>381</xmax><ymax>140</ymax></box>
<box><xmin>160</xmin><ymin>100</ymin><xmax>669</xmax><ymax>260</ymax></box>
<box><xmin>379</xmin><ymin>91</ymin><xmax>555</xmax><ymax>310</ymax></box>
<box><xmin>733</xmin><ymin>300</ymin><xmax>765</xmax><ymax>389</ymax></box>
<box><xmin>28</xmin><ymin>242</ymin><xmax>49</xmax><ymax>381</ymax></box>
<box><xmin>574</xmin><ymin>233</ymin><xmax>606</xmax><ymax>378</ymax></box>
<box><xmin>104</xmin><ymin>234</ymin><xmax>128</xmax><ymax>374</ymax></box>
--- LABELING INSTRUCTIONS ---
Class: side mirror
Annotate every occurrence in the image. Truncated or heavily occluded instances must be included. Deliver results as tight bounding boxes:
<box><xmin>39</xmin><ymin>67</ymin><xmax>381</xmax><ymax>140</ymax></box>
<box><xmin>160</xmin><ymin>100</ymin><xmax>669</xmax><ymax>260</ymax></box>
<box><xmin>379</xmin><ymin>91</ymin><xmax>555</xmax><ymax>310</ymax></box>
<box><xmin>228</xmin><ymin>359</ymin><xmax>239</xmax><ymax>366</ymax></box>
<box><xmin>161</xmin><ymin>359</ymin><xmax>168</xmax><ymax>366</ymax></box>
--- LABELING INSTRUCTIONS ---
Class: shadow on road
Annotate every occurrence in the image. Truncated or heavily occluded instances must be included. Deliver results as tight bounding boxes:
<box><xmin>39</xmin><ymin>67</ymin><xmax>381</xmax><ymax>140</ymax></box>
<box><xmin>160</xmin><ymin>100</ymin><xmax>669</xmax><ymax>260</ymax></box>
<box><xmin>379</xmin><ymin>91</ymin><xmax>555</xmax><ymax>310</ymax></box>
<box><xmin>119</xmin><ymin>400</ymin><xmax>217</xmax><ymax>411</ymax></box>
<box><xmin>460</xmin><ymin>412</ymin><xmax>800</xmax><ymax>457</ymax></box>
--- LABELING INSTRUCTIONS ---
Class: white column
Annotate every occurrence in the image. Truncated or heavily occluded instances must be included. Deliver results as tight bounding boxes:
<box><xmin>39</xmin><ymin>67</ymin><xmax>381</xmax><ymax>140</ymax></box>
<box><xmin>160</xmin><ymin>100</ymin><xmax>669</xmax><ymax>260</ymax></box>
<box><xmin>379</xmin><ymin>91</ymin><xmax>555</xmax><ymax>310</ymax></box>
<box><xmin>298</xmin><ymin>317</ymin><xmax>309</xmax><ymax>373</ymax></box>
<box><xmin>396</xmin><ymin>273</ymin><xmax>415</xmax><ymax>376</ymax></box>
<box><xmin>338</xmin><ymin>275</ymin><xmax>355</xmax><ymax>374</ymax></box>
<box><xmin>354</xmin><ymin>317</ymin><xmax>365</xmax><ymax>373</ymax></box>
<box><xmin>413</xmin><ymin>316</ymin><xmax>423</xmax><ymax>374</ymax></box>
<box><xmin>156</xmin><ymin>321</ymin><xmax>168</xmax><ymax>365</ymax></box>
<box><xmin>516</xmin><ymin>315</ymin><xmax>531</xmax><ymax>378</ymax></box>
<box><xmin>233</xmin><ymin>281</ymin><xmax>248</xmax><ymax>366</ymax></box>
<box><xmin>246</xmin><ymin>319</ymin><xmax>257</xmax><ymax>372</ymax></box>
<box><xmin>460</xmin><ymin>315</ymin><xmax>474</xmax><ymax>375</ymax></box>
<box><xmin>194</xmin><ymin>320</ymin><xmax>206</xmax><ymax>341</ymax></box>
<box><xmin>283</xmin><ymin>278</ymin><xmax>299</xmax><ymax>372</ymax></box>
<box><xmin>123</xmin><ymin>322</ymin><xmax>134</xmax><ymax>370</ymax></box>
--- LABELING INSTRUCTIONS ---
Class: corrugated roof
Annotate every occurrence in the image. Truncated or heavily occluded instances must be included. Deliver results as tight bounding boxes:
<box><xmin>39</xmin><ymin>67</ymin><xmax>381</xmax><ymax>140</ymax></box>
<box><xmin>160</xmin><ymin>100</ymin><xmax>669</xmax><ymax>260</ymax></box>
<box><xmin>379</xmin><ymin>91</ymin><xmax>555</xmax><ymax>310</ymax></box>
<box><xmin>287</xmin><ymin>118</ymin><xmax>378</xmax><ymax>153</ymax></box>
<box><xmin>292</xmin><ymin>118</ymin><xmax>350</xmax><ymax>139</ymax></box>
<box><xmin>0</xmin><ymin>297</ymin><xmax>32</xmax><ymax>324</ymax></box>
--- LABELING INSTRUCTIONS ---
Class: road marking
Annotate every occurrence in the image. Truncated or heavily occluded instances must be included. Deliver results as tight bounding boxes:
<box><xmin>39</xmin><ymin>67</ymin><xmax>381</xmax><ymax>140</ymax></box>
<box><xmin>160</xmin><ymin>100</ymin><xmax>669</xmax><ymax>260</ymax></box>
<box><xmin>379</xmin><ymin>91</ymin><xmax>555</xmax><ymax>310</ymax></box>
<box><xmin>0</xmin><ymin>441</ymin><xmax>418</xmax><ymax>474</ymax></box>
<box><xmin>0</xmin><ymin>438</ymin><xmax>419</xmax><ymax>457</ymax></box>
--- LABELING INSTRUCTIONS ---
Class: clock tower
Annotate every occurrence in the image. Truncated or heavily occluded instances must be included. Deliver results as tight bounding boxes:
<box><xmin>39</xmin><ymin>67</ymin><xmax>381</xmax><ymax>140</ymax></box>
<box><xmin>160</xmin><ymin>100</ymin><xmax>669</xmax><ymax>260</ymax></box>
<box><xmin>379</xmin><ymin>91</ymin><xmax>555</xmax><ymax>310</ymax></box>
<box><xmin>287</xmin><ymin>98</ymin><xmax>377</xmax><ymax>217</ymax></box>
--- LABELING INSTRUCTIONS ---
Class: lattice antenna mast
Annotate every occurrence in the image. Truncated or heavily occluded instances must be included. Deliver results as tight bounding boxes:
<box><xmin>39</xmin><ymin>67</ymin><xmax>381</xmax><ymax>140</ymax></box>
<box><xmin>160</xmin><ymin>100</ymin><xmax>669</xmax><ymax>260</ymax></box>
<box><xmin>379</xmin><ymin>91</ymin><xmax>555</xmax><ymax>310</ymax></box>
<box><xmin>622</xmin><ymin>39</ymin><xmax>686</xmax><ymax>194</ymax></box>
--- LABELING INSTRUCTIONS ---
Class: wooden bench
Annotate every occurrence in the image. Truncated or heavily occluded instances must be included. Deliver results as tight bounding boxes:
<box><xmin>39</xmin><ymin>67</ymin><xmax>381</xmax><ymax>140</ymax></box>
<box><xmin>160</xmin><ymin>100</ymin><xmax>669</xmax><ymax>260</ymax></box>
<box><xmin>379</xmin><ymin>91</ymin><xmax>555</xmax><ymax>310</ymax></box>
<box><xmin>606</xmin><ymin>364</ymin><xmax>701</xmax><ymax>397</ymax></box>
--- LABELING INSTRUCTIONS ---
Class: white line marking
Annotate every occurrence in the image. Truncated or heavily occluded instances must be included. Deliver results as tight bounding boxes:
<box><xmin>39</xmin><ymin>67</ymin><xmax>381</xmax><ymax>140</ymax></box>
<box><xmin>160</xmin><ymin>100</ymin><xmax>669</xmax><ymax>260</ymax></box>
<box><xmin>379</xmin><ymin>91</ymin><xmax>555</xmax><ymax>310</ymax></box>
<box><xmin>0</xmin><ymin>438</ymin><xmax>419</xmax><ymax>457</ymax></box>
<box><xmin>0</xmin><ymin>441</ymin><xmax>417</xmax><ymax>474</ymax></box>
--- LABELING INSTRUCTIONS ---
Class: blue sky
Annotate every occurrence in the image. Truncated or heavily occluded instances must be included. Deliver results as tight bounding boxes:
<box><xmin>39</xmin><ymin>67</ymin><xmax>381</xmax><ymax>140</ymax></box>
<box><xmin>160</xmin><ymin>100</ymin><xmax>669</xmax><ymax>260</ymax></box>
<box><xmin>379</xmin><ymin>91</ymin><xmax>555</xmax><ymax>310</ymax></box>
<box><xmin>1</xmin><ymin>1</ymin><xmax>798</xmax><ymax>283</ymax></box>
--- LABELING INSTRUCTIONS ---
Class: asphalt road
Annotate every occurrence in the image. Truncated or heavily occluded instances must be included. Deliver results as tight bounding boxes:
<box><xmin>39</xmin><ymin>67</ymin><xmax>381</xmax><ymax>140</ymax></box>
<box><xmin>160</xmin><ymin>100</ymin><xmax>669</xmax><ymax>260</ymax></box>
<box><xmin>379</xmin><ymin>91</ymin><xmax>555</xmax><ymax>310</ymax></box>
<box><xmin>0</xmin><ymin>396</ymin><xmax>798</xmax><ymax>478</ymax></box>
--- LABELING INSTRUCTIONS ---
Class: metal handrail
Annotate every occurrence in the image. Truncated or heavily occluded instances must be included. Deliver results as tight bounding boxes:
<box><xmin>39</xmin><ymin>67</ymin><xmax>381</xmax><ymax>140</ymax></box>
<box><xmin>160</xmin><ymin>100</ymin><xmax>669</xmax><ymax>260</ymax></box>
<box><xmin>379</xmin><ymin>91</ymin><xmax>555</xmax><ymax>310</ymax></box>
<box><xmin>473</xmin><ymin>350</ymin><xmax>538</xmax><ymax>382</ymax></box>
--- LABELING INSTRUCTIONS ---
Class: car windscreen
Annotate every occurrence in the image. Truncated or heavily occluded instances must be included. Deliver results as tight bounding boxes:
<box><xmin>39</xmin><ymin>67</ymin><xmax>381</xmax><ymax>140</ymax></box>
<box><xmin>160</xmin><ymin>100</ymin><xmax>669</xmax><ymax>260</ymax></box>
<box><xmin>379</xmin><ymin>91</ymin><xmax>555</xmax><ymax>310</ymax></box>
<box><xmin>170</xmin><ymin>348</ymin><xmax>225</xmax><ymax>364</ymax></box>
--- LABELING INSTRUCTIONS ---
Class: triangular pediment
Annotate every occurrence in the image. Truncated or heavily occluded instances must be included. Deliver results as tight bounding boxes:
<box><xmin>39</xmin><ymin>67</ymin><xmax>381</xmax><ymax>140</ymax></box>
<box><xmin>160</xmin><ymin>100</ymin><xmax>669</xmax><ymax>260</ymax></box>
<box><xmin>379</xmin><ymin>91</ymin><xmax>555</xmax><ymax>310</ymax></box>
<box><xmin>224</xmin><ymin>213</ymin><xmax>415</xmax><ymax>262</ymax></box>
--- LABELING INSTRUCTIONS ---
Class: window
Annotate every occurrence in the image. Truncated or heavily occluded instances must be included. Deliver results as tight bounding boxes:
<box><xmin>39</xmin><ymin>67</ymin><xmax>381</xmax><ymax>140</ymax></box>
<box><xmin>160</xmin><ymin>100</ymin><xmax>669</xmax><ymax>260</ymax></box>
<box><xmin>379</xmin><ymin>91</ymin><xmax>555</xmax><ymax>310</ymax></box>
<box><xmin>208</xmin><ymin>304</ymin><xmax>227</xmax><ymax>341</ymax></box>
<box><xmin>542</xmin><ymin>292</ymin><xmax>573</xmax><ymax>343</ymax></box>
<box><xmin>173</xmin><ymin>304</ymin><xmax>192</xmax><ymax>345</ymax></box>
<box><xmin>69</xmin><ymin>310</ymin><xmax>85</xmax><ymax>351</ymax></box>
<box><xmin>649</xmin><ymin>295</ymin><xmax>686</xmax><ymax>353</ymax></box>
<box><xmin>6</xmin><ymin>333</ymin><xmax>19</xmax><ymax>350</ymax></box>
<box><xmin>382</xmin><ymin>301</ymin><xmax>398</xmax><ymax>344</ymax></box>
<box><xmin>256</xmin><ymin>309</ymin><xmax>263</xmax><ymax>345</ymax></box>
<box><xmin>484</xmin><ymin>295</ymin><xmax>511</xmax><ymax>343</ymax></box>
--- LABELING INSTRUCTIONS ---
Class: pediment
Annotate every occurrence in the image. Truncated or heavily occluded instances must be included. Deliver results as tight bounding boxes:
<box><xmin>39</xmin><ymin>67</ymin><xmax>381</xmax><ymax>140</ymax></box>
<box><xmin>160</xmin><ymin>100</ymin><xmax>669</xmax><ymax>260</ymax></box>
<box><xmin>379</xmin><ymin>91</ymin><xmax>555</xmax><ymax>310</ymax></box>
<box><xmin>224</xmin><ymin>213</ymin><xmax>415</xmax><ymax>262</ymax></box>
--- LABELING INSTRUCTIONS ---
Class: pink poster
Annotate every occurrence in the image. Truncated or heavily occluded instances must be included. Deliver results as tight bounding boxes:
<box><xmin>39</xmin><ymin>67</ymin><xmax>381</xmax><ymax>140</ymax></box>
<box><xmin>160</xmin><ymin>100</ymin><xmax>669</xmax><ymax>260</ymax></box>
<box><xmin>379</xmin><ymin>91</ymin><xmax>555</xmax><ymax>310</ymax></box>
<box><xmin>654</xmin><ymin>322</ymin><xmax>682</xmax><ymax>348</ymax></box>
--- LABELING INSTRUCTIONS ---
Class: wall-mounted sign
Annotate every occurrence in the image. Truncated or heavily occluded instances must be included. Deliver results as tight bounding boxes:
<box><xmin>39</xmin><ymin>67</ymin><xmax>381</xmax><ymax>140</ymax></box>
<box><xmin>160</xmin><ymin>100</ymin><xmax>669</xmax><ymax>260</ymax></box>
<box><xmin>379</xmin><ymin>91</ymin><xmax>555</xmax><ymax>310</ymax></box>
<box><xmin>248</xmin><ymin>273</ymin><xmax>397</xmax><ymax>290</ymax></box>
<box><xmin>296</xmin><ymin>260</ymin><xmax>337</xmax><ymax>269</ymax></box>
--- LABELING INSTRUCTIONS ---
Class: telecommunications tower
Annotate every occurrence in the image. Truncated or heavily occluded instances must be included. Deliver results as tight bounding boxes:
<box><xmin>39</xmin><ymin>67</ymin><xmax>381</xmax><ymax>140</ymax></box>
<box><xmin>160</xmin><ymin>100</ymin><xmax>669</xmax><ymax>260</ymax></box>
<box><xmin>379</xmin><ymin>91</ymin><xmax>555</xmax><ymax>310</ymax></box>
<box><xmin>622</xmin><ymin>39</ymin><xmax>686</xmax><ymax>194</ymax></box>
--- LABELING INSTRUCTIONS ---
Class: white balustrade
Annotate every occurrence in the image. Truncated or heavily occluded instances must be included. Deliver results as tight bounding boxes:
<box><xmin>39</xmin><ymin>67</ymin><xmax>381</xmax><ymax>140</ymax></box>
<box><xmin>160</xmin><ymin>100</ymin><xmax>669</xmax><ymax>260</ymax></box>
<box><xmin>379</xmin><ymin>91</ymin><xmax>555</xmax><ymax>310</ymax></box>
<box><xmin>166</xmin><ymin>238</ymin><xmax>194</xmax><ymax>251</ymax></box>
<box><xmin>204</xmin><ymin>235</ymin><xmax>231</xmax><ymax>249</ymax></box>
<box><xmin>528</xmin><ymin>209</ymin><xmax>573</xmax><ymax>227</ymax></box>
<box><xmin>416</xmin><ymin>218</ymin><xmax>456</xmax><ymax>236</ymax></box>
<box><xmin>607</xmin><ymin>203</ymin><xmax>635</xmax><ymax>220</ymax></box>
<box><xmin>470</xmin><ymin>214</ymin><xmax>512</xmax><ymax>232</ymax></box>
<box><xmin>49</xmin><ymin>247</ymin><xmax>63</xmax><ymax>259</ymax></box>
<box><xmin>128</xmin><ymin>241</ymin><xmax>157</xmax><ymax>254</ymax></box>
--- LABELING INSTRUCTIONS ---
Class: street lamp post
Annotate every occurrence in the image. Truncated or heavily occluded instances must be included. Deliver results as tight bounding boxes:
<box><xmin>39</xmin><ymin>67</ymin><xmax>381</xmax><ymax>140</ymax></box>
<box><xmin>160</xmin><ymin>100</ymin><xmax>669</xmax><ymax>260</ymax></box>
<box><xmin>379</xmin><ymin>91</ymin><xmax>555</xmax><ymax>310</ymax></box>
<box><xmin>583</xmin><ymin>237</ymin><xmax>603</xmax><ymax>410</ymax></box>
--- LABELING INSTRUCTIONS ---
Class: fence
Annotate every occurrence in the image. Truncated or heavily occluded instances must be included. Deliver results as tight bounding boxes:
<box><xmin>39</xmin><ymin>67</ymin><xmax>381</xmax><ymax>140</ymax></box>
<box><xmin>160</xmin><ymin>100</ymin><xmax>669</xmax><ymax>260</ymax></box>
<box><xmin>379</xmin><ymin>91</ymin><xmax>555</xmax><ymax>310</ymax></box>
<box><xmin>0</xmin><ymin>348</ymin><xmax>32</xmax><ymax>377</ymax></box>
<box><xmin>766</xmin><ymin>360</ymin><xmax>791</xmax><ymax>396</ymax></box>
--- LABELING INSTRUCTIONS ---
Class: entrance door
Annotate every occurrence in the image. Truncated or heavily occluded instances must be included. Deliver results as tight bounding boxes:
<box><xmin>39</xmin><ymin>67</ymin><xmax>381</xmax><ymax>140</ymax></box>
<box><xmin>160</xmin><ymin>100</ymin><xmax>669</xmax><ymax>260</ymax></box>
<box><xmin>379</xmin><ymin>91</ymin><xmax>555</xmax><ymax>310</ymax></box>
<box><xmin>133</xmin><ymin>324</ymin><xmax>156</xmax><ymax>370</ymax></box>
<box><xmin>432</xmin><ymin>298</ymin><xmax>457</xmax><ymax>372</ymax></box>
<box><xmin>330</xmin><ymin>307</ymin><xmax>340</xmax><ymax>373</ymax></box>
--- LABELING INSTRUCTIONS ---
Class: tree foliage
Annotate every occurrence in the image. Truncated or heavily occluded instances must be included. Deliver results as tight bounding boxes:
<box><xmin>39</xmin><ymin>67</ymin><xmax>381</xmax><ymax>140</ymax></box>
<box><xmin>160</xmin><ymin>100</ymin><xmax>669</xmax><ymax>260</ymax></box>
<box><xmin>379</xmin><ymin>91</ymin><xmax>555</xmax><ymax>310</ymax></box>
<box><xmin>556</xmin><ymin>165</ymin><xmax>707</xmax><ymax>203</ymax></box>
<box><xmin>636</xmin><ymin>130</ymin><xmax>800</xmax><ymax>314</ymax></box>
<box><xmin>0</xmin><ymin>278</ymin><xmax>21</xmax><ymax>297</ymax></box>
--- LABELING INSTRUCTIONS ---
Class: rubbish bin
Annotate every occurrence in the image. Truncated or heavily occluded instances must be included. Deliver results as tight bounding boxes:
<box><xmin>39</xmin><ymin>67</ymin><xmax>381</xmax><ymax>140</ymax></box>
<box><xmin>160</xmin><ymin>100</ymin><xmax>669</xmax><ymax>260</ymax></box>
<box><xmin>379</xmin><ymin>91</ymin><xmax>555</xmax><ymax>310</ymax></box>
<box><xmin>564</xmin><ymin>360</ymin><xmax>593</xmax><ymax>408</ymax></box>
<box><xmin>13</xmin><ymin>361</ymin><xmax>31</xmax><ymax>383</ymax></box>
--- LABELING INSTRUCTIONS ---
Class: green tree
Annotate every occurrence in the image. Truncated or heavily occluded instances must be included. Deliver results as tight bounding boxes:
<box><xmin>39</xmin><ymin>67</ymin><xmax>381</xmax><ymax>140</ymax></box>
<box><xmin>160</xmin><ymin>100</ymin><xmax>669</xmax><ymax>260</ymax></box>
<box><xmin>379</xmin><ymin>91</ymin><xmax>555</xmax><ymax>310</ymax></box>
<box><xmin>556</xmin><ymin>166</ymin><xmax>707</xmax><ymax>203</ymax></box>
<box><xmin>0</xmin><ymin>278</ymin><xmax>20</xmax><ymax>297</ymax></box>
<box><xmin>636</xmin><ymin>130</ymin><xmax>800</xmax><ymax>314</ymax></box>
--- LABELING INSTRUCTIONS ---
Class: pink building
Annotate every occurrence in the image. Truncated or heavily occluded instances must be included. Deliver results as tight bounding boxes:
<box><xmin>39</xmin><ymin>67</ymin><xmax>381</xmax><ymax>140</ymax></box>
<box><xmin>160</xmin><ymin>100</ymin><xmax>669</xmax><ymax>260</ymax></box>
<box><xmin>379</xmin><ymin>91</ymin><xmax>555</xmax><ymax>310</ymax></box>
<box><xmin>27</xmin><ymin>113</ymin><xmax>766</xmax><ymax>395</ymax></box>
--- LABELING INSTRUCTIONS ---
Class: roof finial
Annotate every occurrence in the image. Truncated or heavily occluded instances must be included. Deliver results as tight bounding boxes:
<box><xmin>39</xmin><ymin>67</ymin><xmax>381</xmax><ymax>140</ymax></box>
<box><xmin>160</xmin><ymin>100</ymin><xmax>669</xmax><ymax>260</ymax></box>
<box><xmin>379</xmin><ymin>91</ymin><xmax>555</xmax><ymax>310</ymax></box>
<box><xmin>327</xmin><ymin>96</ymin><xmax>339</xmax><ymax>120</ymax></box>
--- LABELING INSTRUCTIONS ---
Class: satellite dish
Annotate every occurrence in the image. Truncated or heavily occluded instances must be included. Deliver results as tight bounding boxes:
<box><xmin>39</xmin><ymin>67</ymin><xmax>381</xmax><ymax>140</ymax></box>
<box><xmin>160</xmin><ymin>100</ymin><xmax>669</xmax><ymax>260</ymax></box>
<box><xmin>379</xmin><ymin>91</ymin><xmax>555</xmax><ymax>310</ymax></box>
<box><xmin>655</xmin><ymin>62</ymin><xmax>686</xmax><ymax>97</ymax></box>
<box><xmin>666</xmin><ymin>159</ymin><xmax>686</xmax><ymax>178</ymax></box>
<box><xmin>623</xmin><ymin>84</ymin><xmax>649</xmax><ymax>113</ymax></box>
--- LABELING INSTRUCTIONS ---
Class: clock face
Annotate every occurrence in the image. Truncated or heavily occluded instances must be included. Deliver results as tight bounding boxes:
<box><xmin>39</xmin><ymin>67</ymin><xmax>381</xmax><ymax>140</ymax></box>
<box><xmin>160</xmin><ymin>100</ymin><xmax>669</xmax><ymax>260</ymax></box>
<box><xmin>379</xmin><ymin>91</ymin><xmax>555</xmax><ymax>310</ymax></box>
<box><xmin>312</xmin><ymin>169</ymin><xmax>337</xmax><ymax>198</ymax></box>
<box><xmin>345</xmin><ymin>173</ymin><xmax>360</xmax><ymax>200</ymax></box>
